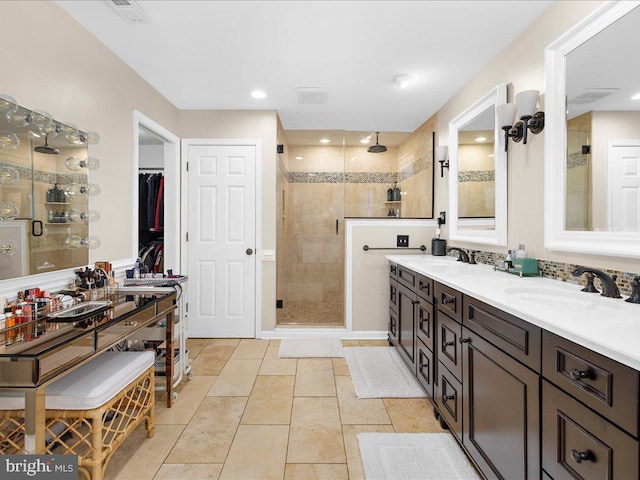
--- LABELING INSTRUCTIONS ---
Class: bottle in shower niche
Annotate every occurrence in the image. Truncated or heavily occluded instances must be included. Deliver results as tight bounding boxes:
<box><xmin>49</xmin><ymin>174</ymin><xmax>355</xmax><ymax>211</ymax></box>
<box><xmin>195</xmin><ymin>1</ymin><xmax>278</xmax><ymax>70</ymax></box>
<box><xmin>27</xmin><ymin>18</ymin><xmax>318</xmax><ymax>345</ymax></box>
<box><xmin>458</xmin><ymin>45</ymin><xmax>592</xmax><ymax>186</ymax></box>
<box><xmin>387</xmin><ymin>186</ymin><xmax>394</xmax><ymax>201</ymax></box>
<box><xmin>393</xmin><ymin>182</ymin><xmax>401</xmax><ymax>201</ymax></box>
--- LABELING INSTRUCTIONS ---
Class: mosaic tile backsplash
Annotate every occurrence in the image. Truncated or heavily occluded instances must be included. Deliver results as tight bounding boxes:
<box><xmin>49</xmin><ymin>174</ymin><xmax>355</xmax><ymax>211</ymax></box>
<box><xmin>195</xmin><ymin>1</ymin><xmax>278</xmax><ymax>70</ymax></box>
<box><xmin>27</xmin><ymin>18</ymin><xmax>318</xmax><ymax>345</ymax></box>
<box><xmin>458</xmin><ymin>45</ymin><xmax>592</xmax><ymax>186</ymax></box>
<box><xmin>447</xmin><ymin>249</ymin><xmax>639</xmax><ymax>297</ymax></box>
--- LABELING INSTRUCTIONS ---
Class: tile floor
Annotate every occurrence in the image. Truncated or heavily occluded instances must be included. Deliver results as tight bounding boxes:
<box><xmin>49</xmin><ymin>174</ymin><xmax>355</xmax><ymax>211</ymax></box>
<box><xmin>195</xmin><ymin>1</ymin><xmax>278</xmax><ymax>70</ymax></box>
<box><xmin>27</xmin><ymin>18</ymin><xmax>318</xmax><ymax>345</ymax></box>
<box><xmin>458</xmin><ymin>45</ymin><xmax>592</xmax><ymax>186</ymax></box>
<box><xmin>104</xmin><ymin>339</ymin><xmax>447</xmax><ymax>480</ymax></box>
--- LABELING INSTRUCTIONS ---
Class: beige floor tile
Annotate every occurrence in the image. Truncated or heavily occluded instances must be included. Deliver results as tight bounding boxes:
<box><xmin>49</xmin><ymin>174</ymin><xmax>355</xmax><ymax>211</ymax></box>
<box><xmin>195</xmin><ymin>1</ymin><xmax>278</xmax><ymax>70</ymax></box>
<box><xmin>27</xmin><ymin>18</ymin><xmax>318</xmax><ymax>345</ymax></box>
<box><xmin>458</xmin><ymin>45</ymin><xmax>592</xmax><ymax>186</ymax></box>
<box><xmin>207</xmin><ymin>359</ymin><xmax>262</xmax><ymax>396</ymax></box>
<box><xmin>259</xmin><ymin>342</ymin><xmax>297</xmax><ymax>376</ymax></box>
<box><xmin>219</xmin><ymin>425</ymin><xmax>289</xmax><ymax>480</ymax></box>
<box><xmin>186</xmin><ymin>338</ymin><xmax>211</xmax><ymax>360</ymax></box>
<box><xmin>153</xmin><ymin>463</ymin><xmax>223</xmax><ymax>480</ymax></box>
<box><xmin>294</xmin><ymin>359</ymin><xmax>336</xmax><ymax>397</ymax></box>
<box><xmin>241</xmin><ymin>376</ymin><xmax>295</xmax><ymax>424</ymax></box>
<box><xmin>208</xmin><ymin>339</ymin><xmax>242</xmax><ymax>347</ymax></box>
<box><xmin>342</xmin><ymin>424</ymin><xmax>395</xmax><ymax>480</ymax></box>
<box><xmin>166</xmin><ymin>397</ymin><xmax>247</xmax><ymax>463</ymax></box>
<box><xmin>332</xmin><ymin>357</ymin><xmax>350</xmax><ymax>376</ymax></box>
<box><xmin>335</xmin><ymin>376</ymin><xmax>391</xmax><ymax>425</ymax></box>
<box><xmin>155</xmin><ymin>376</ymin><xmax>217</xmax><ymax>425</ymax></box>
<box><xmin>287</xmin><ymin>397</ymin><xmax>345</xmax><ymax>464</ymax></box>
<box><xmin>359</xmin><ymin>340</ymin><xmax>390</xmax><ymax>347</ymax></box>
<box><xmin>191</xmin><ymin>345</ymin><xmax>236</xmax><ymax>376</ymax></box>
<box><xmin>383</xmin><ymin>397</ymin><xmax>447</xmax><ymax>433</ymax></box>
<box><xmin>230</xmin><ymin>339</ymin><xmax>269</xmax><ymax>359</ymax></box>
<box><xmin>284</xmin><ymin>464</ymin><xmax>349</xmax><ymax>480</ymax></box>
<box><xmin>341</xmin><ymin>340</ymin><xmax>361</xmax><ymax>347</ymax></box>
<box><xmin>105</xmin><ymin>424</ymin><xmax>184</xmax><ymax>480</ymax></box>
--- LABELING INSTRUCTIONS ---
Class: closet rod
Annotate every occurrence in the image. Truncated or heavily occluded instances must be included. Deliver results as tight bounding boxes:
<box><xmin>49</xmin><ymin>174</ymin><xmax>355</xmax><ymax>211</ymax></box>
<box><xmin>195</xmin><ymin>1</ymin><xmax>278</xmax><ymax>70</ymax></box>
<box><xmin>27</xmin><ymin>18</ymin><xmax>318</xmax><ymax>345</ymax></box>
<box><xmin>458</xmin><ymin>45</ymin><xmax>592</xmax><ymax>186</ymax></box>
<box><xmin>139</xmin><ymin>167</ymin><xmax>164</xmax><ymax>171</ymax></box>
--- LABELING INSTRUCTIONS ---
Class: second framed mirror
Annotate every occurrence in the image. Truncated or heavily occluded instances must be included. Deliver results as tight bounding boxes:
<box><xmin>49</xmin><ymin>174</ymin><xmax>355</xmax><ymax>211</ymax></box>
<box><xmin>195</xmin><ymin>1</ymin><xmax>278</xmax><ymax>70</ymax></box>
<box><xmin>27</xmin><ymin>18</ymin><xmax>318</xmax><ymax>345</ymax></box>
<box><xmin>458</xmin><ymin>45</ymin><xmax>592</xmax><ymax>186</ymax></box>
<box><xmin>448</xmin><ymin>83</ymin><xmax>507</xmax><ymax>246</ymax></box>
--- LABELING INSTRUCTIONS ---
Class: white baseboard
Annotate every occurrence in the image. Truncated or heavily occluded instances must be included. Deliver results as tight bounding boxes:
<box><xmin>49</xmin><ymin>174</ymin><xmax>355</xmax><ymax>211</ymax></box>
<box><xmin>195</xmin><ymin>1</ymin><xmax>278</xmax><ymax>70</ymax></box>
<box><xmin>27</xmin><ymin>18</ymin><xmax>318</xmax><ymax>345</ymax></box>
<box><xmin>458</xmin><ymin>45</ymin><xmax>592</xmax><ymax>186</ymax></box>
<box><xmin>259</xmin><ymin>329</ymin><xmax>387</xmax><ymax>340</ymax></box>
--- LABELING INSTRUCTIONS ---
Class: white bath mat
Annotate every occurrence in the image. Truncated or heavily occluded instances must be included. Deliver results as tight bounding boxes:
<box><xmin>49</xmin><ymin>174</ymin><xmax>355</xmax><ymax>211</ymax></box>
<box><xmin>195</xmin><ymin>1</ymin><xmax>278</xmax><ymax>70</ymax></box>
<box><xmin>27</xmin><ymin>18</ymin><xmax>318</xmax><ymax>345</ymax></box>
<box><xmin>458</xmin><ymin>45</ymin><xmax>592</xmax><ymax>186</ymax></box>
<box><xmin>358</xmin><ymin>433</ymin><xmax>481</xmax><ymax>480</ymax></box>
<box><xmin>278</xmin><ymin>338</ymin><xmax>345</xmax><ymax>358</ymax></box>
<box><xmin>344</xmin><ymin>347</ymin><xmax>425</xmax><ymax>398</ymax></box>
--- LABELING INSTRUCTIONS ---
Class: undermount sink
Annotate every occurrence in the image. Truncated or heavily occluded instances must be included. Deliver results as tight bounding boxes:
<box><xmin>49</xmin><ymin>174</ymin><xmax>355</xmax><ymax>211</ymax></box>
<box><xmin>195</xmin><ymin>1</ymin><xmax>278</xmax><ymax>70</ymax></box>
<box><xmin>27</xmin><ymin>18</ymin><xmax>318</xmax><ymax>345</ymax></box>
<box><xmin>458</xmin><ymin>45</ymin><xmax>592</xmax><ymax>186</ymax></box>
<box><xmin>504</xmin><ymin>287</ymin><xmax>622</xmax><ymax>312</ymax></box>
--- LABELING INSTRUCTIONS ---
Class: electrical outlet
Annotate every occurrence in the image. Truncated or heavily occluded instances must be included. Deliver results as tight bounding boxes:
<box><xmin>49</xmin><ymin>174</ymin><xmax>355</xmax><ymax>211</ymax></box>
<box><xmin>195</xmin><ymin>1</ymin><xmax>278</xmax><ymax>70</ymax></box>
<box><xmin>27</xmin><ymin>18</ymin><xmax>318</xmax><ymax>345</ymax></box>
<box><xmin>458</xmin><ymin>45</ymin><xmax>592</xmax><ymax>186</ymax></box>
<box><xmin>397</xmin><ymin>235</ymin><xmax>409</xmax><ymax>247</ymax></box>
<box><xmin>438</xmin><ymin>211</ymin><xmax>446</xmax><ymax>226</ymax></box>
<box><xmin>276</xmin><ymin>300</ymin><xmax>283</xmax><ymax>309</ymax></box>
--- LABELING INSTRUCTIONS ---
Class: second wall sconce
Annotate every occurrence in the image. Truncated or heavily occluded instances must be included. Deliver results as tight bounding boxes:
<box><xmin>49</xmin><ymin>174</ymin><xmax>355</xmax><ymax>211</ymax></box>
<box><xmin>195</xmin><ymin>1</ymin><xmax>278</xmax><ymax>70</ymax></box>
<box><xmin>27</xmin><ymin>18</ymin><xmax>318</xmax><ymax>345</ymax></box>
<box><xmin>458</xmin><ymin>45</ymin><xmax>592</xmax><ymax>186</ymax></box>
<box><xmin>435</xmin><ymin>146</ymin><xmax>449</xmax><ymax>178</ymax></box>
<box><xmin>497</xmin><ymin>90</ymin><xmax>545</xmax><ymax>151</ymax></box>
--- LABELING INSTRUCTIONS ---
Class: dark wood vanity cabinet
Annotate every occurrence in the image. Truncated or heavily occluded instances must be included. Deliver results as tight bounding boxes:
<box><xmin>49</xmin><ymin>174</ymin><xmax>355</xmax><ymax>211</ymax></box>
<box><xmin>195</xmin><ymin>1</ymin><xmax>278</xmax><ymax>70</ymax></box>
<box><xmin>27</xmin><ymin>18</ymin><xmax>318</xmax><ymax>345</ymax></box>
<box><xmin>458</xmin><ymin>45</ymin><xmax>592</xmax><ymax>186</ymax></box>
<box><xmin>397</xmin><ymin>282</ymin><xmax>417</xmax><ymax>374</ymax></box>
<box><xmin>462</xmin><ymin>327</ymin><xmax>540</xmax><ymax>480</ymax></box>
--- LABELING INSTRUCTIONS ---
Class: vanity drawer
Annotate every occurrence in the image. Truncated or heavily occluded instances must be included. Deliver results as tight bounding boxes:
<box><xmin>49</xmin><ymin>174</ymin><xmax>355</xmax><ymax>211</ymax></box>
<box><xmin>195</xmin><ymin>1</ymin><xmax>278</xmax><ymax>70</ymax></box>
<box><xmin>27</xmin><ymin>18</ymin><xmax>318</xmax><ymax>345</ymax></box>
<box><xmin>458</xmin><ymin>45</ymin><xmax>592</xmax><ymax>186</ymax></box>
<box><xmin>388</xmin><ymin>308</ymin><xmax>398</xmax><ymax>346</ymax></box>
<box><xmin>542</xmin><ymin>332</ymin><xmax>639</xmax><ymax>437</ymax></box>
<box><xmin>435</xmin><ymin>282</ymin><xmax>462</xmax><ymax>322</ymax></box>
<box><xmin>416</xmin><ymin>338</ymin><xmax>433</xmax><ymax>398</ymax></box>
<box><xmin>416</xmin><ymin>296</ymin><xmax>434</xmax><ymax>351</ymax></box>
<box><xmin>389</xmin><ymin>262</ymin><xmax>398</xmax><ymax>280</ymax></box>
<box><xmin>416</xmin><ymin>274</ymin><xmax>434</xmax><ymax>303</ymax></box>
<box><xmin>437</xmin><ymin>312</ymin><xmax>462</xmax><ymax>381</ymax></box>
<box><xmin>435</xmin><ymin>364</ymin><xmax>462</xmax><ymax>441</ymax></box>
<box><xmin>542</xmin><ymin>380</ymin><xmax>639</xmax><ymax>480</ymax></box>
<box><xmin>464</xmin><ymin>296</ymin><xmax>541</xmax><ymax>372</ymax></box>
<box><xmin>389</xmin><ymin>279</ymin><xmax>398</xmax><ymax>313</ymax></box>
<box><xmin>398</xmin><ymin>266</ymin><xmax>417</xmax><ymax>290</ymax></box>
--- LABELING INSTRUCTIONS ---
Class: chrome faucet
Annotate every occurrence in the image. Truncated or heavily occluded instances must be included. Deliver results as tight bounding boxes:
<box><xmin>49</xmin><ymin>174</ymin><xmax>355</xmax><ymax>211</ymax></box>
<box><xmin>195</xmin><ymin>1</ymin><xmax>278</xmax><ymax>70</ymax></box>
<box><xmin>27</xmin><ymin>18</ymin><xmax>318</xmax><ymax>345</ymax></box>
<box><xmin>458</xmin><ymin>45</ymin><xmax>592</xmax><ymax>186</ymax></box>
<box><xmin>448</xmin><ymin>247</ymin><xmax>470</xmax><ymax>263</ymax></box>
<box><xmin>572</xmin><ymin>266</ymin><xmax>622</xmax><ymax>298</ymax></box>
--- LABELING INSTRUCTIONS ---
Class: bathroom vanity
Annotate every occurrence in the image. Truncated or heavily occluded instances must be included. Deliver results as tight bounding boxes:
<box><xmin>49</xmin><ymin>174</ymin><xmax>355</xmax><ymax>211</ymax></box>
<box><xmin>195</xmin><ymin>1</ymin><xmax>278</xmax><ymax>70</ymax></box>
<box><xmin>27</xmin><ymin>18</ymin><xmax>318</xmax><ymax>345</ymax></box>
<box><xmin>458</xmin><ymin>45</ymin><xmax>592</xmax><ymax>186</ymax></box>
<box><xmin>387</xmin><ymin>255</ymin><xmax>640</xmax><ymax>480</ymax></box>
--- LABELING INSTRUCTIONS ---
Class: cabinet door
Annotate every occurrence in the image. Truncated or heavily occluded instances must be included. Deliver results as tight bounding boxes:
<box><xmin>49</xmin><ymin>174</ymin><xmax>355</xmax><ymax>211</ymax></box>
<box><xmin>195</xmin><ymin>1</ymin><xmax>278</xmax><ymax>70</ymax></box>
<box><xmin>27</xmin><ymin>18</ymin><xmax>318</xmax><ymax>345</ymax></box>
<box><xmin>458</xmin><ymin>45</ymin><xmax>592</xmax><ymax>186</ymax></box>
<box><xmin>462</xmin><ymin>327</ymin><xmax>540</xmax><ymax>480</ymax></box>
<box><xmin>388</xmin><ymin>308</ymin><xmax>398</xmax><ymax>346</ymax></box>
<box><xmin>542</xmin><ymin>380</ymin><xmax>639</xmax><ymax>480</ymax></box>
<box><xmin>416</xmin><ymin>338</ymin><xmax>434</xmax><ymax>398</ymax></box>
<box><xmin>389</xmin><ymin>279</ymin><xmax>398</xmax><ymax>313</ymax></box>
<box><xmin>397</xmin><ymin>283</ymin><xmax>417</xmax><ymax>373</ymax></box>
<box><xmin>415</xmin><ymin>296</ymin><xmax>434</xmax><ymax>351</ymax></box>
<box><xmin>437</xmin><ymin>312</ymin><xmax>462</xmax><ymax>381</ymax></box>
<box><xmin>435</xmin><ymin>362</ymin><xmax>463</xmax><ymax>440</ymax></box>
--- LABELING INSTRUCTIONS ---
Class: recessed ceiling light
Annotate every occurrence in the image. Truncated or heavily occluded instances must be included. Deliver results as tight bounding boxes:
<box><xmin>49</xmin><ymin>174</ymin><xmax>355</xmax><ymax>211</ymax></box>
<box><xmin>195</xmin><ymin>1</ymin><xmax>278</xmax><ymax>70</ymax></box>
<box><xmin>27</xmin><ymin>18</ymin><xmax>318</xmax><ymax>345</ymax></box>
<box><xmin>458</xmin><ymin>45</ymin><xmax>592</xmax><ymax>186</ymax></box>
<box><xmin>394</xmin><ymin>74</ymin><xmax>413</xmax><ymax>88</ymax></box>
<box><xmin>251</xmin><ymin>90</ymin><xmax>267</xmax><ymax>99</ymax></box>
<box><xmin>295</xmin><ymin>156</ymin><xmax>303</xmax><ymax>160</ymax></box>
<box><xmin>475</xmin><ymin>137</ymin><xmax>487</xmax><ymax>142</ymax></box>
<box><xmin>319</xmin><ymin>138</ymin><xmax>330</xmax><ymax>144</ymax></box>
<box><xmin>632</xmin><ymin>92</ymin><xmax>640</xmax><ymax>100</ymax></box>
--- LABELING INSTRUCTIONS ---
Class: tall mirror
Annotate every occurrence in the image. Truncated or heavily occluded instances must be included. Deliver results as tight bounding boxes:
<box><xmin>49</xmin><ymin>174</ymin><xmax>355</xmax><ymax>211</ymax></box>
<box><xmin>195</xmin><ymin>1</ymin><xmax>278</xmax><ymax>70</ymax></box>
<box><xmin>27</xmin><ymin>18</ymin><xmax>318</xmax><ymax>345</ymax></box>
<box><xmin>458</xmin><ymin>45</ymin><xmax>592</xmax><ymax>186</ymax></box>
<box><xmin>449</xmin><ymin>83</ymin><xmax>507</xmax><ymax>245</ymax></box>
<box><xmin>545</xmin><ymin>2</ymin><xmax>640</xmax><ymax>257</ymax></box>
<box><xmin>0</xmin><ymin>96</ymin><xmax>98</xmax><ymax>281</ymax></box>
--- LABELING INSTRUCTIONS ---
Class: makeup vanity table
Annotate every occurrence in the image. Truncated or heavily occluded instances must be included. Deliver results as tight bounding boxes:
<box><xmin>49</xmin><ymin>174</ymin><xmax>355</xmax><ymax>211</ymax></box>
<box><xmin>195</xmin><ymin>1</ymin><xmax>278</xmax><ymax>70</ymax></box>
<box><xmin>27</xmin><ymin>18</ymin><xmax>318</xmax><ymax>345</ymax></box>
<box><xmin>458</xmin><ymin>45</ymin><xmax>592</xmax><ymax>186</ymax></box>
<box><xmin>0</xmin><ymin>287</ymin><xmax>177</xmax><ymax>454</ymax></box>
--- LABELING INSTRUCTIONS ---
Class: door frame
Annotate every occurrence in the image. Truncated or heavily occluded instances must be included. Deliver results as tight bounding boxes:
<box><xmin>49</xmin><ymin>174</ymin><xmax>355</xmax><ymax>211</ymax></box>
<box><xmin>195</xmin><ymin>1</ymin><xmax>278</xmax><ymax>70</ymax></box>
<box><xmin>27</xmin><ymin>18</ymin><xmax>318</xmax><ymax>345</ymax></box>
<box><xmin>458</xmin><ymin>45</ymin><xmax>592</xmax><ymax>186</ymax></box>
<box><xmin>181</xmin><ymin>138</ymin><xmax>262</xmax><ymax>338</ymax></box>
<box><xmin>132</xmin><ymin>110</ymin><xmax>181</xmax><ymax>273</ymax></box>
<box><xmin>607</xmin><ymin>139</ymin><xmax>640</xmax><ymax>231</ymax></box>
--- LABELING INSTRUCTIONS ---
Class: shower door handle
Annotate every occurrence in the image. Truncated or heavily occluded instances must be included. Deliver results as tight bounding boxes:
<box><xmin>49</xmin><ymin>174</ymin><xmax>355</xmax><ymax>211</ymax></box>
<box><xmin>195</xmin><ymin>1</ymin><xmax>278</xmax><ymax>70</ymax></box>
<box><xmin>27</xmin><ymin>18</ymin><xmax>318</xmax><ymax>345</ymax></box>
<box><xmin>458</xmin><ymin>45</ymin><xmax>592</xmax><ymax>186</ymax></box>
<box><xmin>335</xmin><ymin>219</ymin><xmax>339</xmax><ymax>235</ymax></box>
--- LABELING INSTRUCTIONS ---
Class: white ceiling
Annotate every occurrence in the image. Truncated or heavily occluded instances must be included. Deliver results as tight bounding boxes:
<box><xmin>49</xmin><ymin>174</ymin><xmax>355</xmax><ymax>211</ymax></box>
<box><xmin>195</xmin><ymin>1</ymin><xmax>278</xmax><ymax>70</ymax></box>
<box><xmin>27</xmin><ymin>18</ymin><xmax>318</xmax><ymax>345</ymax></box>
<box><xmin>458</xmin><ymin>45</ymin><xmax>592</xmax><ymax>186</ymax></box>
<box><xmin>57</xmin><ymin>0</ymin><xmax>552</xmax><ymax>133</ymax></box>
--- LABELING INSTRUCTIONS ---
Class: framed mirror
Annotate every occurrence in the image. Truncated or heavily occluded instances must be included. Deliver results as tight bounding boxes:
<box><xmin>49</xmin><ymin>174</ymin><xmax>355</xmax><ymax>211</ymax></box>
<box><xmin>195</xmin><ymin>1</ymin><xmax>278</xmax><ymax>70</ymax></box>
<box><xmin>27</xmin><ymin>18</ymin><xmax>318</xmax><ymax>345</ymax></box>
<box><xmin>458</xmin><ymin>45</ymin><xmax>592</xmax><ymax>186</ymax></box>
<box><xmin>448</xmin><ymin>83</ymin><xmax>507</xmax><ymax>245</ymax></box>
<box><xmin>545</xmin><ymin>2</ymin><xmax>640</xmax><ymax>258</ymax></box>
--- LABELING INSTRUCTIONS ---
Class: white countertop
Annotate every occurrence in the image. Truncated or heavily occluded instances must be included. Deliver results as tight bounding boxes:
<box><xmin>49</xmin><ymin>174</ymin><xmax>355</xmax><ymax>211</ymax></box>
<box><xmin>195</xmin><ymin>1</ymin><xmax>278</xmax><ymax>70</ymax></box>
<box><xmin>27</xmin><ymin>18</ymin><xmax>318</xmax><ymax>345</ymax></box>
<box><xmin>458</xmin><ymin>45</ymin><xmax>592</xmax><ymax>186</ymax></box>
<box><xmin>387</xmin><ymin>254</ymin><xmax>640</xmax><ymax>370</ymax></box>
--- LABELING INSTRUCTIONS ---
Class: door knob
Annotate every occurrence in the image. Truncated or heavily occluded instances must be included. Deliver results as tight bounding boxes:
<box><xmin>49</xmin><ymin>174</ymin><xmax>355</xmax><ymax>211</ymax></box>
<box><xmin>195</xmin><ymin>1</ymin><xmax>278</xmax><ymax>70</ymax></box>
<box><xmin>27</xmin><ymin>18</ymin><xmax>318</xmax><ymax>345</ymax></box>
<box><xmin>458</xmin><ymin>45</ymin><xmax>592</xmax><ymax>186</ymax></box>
<box><xmin>246</xmin><ymin>248</ymin><xmax>253</xmax><ymax>255</ymax></box>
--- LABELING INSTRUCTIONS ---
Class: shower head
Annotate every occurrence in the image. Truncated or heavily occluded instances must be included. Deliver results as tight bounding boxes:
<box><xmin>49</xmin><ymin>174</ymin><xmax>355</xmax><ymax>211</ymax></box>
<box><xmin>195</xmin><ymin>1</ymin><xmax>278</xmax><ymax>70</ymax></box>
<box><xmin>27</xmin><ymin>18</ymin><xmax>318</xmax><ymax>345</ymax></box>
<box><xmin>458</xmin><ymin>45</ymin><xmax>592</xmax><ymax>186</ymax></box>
<box><xmin>34</xmin><ymin>135</ymin><xmax>59</xmax><ymax>155</ymax></box>
<box><xmin>367</xmin><ymin>132</ymin><xmax>387</xmax><ymax>153</ymax></box>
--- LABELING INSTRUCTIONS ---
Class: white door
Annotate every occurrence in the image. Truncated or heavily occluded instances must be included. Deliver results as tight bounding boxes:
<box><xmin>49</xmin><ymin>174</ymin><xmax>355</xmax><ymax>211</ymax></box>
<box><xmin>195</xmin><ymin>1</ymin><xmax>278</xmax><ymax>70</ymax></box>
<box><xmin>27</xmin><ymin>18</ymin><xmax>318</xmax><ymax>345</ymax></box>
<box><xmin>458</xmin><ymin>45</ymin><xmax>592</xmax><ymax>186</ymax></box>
<box><xmin>186</xmin><ymin>144</ymin><xmax>256</xmax><ymax>337</ymax></box>
<box><xmin>609</xmin><ymin>141</ymin><xmax>640</xmax><ymax>231</ymax></box>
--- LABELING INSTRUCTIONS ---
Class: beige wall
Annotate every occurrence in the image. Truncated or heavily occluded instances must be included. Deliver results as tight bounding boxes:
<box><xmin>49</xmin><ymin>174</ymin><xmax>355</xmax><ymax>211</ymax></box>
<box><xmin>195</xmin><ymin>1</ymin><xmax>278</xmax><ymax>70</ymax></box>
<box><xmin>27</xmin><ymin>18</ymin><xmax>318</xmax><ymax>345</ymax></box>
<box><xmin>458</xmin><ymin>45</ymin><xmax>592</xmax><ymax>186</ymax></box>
<box><xmin>1</xmin><ymin>1</ymin><xmax>180</xmax><ymax>265</ymax></box>
<box><xmin>435</xmin><ymin>1</ymin><xmax>640</xmax><ymax>273</ymax></box>
<box><xmin>179</xmin><ymin>110</ymin><xmax>279</xmax><ymax>332</ymax></box>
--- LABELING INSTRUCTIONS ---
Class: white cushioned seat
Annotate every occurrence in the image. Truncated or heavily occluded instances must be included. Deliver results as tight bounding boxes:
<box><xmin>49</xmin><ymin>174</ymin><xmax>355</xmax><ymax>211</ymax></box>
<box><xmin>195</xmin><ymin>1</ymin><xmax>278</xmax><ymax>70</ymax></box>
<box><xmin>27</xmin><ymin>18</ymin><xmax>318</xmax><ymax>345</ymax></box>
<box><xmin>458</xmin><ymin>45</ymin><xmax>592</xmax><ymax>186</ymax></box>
<box><xmin>0</xmin><ymin>351</ymin><xmax>155</xmax><ymax>410</ymax></box>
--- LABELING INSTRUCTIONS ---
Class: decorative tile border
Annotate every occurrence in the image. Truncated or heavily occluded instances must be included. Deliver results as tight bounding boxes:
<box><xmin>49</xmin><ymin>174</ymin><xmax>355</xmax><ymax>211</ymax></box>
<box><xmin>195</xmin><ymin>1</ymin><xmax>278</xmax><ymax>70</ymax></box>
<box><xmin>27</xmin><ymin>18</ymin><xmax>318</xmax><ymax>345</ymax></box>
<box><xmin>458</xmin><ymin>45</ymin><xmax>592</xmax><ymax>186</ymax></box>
<box><xmin>567</xmin><ymin>152</ymin><xmax>587</xmax><ymax>169</ymax></box>
<box><xmin>0</xmin><ymin>161</ymin><xmax>87</xmax><ymax>186</ymax></box>
<box><xmin>448</xmin><ymin>249</ymin><xmax>638</xmax><ymax>297</ymax></box>
<box><xmin>458</xmin><ymin>170</ymin><xmax>495</xmax><ymax>183</ymax></box>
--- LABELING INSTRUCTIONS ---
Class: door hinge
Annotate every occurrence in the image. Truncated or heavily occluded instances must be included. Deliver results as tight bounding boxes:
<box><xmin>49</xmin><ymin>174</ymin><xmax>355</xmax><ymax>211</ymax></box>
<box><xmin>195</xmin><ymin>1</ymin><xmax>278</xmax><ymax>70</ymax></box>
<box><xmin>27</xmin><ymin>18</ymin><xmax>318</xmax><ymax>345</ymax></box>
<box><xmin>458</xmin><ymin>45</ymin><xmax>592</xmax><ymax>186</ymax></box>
<box><xmin>186</xmin><ymin>232</ymin><xmax>188</xmax><ymax>242</ymax></box>
<box><xmin>186</xmin><ymin>162</ymin><xmax>189</xmax><ymax>171</ymax></box>
<box><xmin>185</xmin><ymin>302</ymin><xmax>188</xmax><ymax>313</ymax></box>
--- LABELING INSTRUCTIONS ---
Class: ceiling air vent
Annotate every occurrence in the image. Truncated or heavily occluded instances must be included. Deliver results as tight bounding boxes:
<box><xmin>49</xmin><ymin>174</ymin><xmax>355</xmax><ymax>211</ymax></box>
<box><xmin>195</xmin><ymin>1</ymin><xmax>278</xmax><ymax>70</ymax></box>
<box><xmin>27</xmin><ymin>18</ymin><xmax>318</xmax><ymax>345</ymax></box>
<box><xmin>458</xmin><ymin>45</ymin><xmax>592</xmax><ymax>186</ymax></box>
<box><xmin>568</xmin><ymin>88</ymin><xmax>618</xmax><ymax>105</ymax></box>
<box><xmin>105</xmin><ymin>0</ymin><xmax>150</xmax><ymax>24</ymax></box>
<box><xmin>295</xmin><ymin>88</ymin><xmax>329</xmax><ymax>105</ymax></box>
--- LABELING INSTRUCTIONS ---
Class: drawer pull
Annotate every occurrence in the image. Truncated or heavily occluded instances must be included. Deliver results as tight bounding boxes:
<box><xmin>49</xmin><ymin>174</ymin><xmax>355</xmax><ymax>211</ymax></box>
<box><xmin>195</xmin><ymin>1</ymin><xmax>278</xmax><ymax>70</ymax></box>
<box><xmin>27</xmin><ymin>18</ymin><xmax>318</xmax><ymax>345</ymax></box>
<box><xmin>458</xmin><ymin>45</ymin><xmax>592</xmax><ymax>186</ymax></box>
<box><xmin>570</xmin><ymin>368</ymin><xmax>592</xmax><ymax>381</ymax></box>
<box><xmin>420</xmin><ymin>363</ymin><xmax>428</xmax><ymax>370</ymax></box>
<box><xmin>442</xmin><ymin>297</ymin><xmax>454</xmax><ymax>305</ymax></box>
<box><xmin>570</xmin><ymin>449</ymin><xmax>593</xmax><ymax>464</ymax></box>
<box><xmin>459</xmin><ymin>338</ymin><xmax>471</xmax><ymax>343</ymax></box>
<box><xmin>412</xmin><ymin>300</ymin><xmax>420</xmax><ymax>305</ymax></box>
<box><xmin>444</xmin><ymin>340</ymin><xmax>455</xmax><ymax>347</ymax></box>
<box><xmin>419</xmin><ymin>284</ymin><xmax>429</xmax><ymax>291</ymax></box>
<box><xmin>444</xmin><ymin>394</ymin><xmax>455</xmax><ymax>401</ymax></box>
<box><xmin>124</xmin><ymin>320</ymin><xmax>138</xmax><ymax>327</ymax></box>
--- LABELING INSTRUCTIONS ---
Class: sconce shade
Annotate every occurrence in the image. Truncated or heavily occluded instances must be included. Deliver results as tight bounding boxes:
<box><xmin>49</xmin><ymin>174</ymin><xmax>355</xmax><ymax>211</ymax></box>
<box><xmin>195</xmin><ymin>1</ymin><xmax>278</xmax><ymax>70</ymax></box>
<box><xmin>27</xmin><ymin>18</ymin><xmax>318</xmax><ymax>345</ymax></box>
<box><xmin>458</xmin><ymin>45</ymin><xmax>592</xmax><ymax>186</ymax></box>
<box><xmin>435</xmin><ymin>146</ymin><xmax>448</xmax><ymax>162</ymax></box>
<box><xmin>497</xmin><ymin>103</ymin><xmax>517</xmax><ymax>128</ymax></box>
<box><xmin>515</xmin><ymin>90</ymin><xmax>540</xmax><ymax>118</ymax></box>
<box><xmin>538</xmin><ymin>93</ymin><xmax>545</xmax><ymax>110</ymax></box>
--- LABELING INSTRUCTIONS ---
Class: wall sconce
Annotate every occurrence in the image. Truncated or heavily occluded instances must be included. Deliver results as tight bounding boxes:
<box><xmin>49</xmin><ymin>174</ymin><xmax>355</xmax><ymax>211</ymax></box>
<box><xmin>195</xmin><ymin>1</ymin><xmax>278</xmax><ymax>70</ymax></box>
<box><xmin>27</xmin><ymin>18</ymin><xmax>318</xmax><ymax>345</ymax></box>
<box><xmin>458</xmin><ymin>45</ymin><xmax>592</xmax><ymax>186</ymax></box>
<box><xmin>435</xmin><ymin>146</ymin><xmax>449</xmax><ymax>177</ymax></box>
<box><xmin>497</xmin><ymin>90</ymin><xmax>545</xmax><ymax>151</ymax></box>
